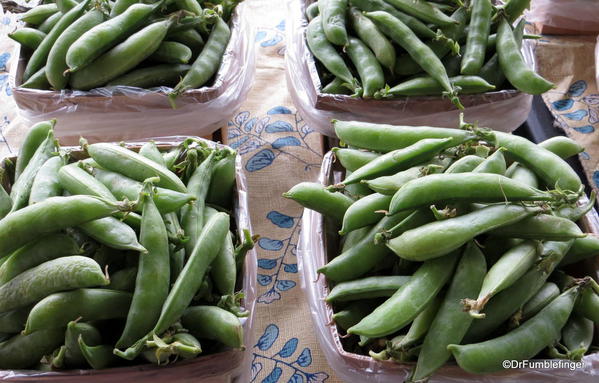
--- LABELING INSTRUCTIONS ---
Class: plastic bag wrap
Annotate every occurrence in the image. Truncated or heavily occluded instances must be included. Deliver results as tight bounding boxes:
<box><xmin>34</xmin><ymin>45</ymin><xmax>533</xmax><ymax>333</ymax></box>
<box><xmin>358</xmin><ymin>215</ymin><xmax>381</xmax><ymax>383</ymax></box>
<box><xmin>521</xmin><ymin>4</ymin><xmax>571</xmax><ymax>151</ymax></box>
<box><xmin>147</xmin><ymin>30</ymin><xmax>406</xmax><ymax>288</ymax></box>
<box><xmin>596</xmin><ymin>36</ymin><xmax>599</xmax><ymax>90</ymax></box>
<box><xmin>527</xmin><ymin>0</ymin><xmax>599</xmax><ymax>35</ymax></box>
<box><xmin>285</xmin><ymin>0</ymin><xmax>533</xmax><ymax>137</ymax></box>
<box><xmin>297</xmin><ymin>151</ymin><xmax>599</xmax><ymax>383</ymax></box>
<box><xmin>0</xmin><ymin>136</ymin><xmax>257</xmax><ymax>383</ymax></box>
<box><xmin>8</xmin><ymin>4</ymin><xmax>256</xmax><ymax>145</ymax></box>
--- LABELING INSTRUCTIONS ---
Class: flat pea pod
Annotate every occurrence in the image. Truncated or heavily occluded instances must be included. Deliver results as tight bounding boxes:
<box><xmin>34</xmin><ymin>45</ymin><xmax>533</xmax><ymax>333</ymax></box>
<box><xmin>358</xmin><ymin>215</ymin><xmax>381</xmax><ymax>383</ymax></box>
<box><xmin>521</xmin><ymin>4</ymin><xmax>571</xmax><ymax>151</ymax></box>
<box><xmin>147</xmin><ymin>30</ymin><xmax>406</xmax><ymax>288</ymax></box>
<box><xmin>29</xmin><ymin>156</ymin><xmax>66</xmax><ymax>204</ymax></box>
<box><xmin>574</xmin><ymin>287</ymin><xmax>599</xmax><ymax>325</ymax></box>
<box><xmin>346</xmin><ymin>37</ymin><xmax>384</xmax><ymax>98</ymax></box>
<box><xmin>149</xmin><ymin>41</ymin><xmax>192</xmax><ymax>64</ymax></box>
<box><xmin>333</xmin><ymin>120</ymin><xmax>477</xmax><ymax>153</ymax></box>
<box><xmin>105</xmin><ymin>266</ymin><xmax>137</xmax><ymax>292</ymax></box>
<box><xmin>501</xmin><ymin>0</ymin><xmax>532</xmax><ymax>23</ymax></box>
<box><xmin>387</xmin><ymin>204</ymin><xmax>540</xmax><ymax>261</ymax></box>
<box><xmin>332</xmin><ymin>148</ymin><xmax>379</xmax><ymax>171</ymax></box>
<box><xmin>387</xmin><ymin>75</ymin><xmax>495</xmax><ymax>96</ymax></box>
<box><xmin>181</xmin><ymin>306</ymin><xmax>243</xmax><ymax>349</ymax></box>
<box><xmin>66</xmin><ymin>3</ymin><xmax>160</xmax><ymax>72</ymax></box>
<box><xmin>339</xmin><ymin>138</ymin><xmax>454</xmax><ymax>186</ymax></box>
<box><xmin>384</xmin><ymin>0</ymin><xmax>456</xmax><ymax>27</ymax></box>
<box><xmin>340</xmin><ymin>193</ymin><xmax>390</xmax><ymax>234</ymax></box>
<box><xmin>0</xmin><ymin>195</ymin><xmax>129</xmax><ymax>258</ymax></box>
<box><xmin>64</xmin><ymin>321</ymin><xmax>102</xmax><ymax>367</ymax></box>
<box><xmin>494</xmin><ymin>131</ymin><xmax>580</xmax><ymax>191</ymax></box>
<box><xmin>363</xmin><ymin>165</ymin><xmax>426</xmax><ymax>195</ymax></box>
<box><xmin>449</xmin><ymin>287</ymin><xmax>579</xmax><ymax>374</ymax></box>
<box><xmin>445</xmin><ymin>155</ymin><xmax>485</xmax><ymax>173</ymax></box>
<box><xmin>326</xmin><ymin>275</ymin><xmax>411</xmax><ymax>303</ymax></box>
<box><xmin>388</xmin><ymin>173</ymin><xmax>552</xmax><ymax>214</ymax></box>
<box><xmin>70</xmin><ymin>19</ymin><xmax>173</xmax><ymax>90</ymax></box>
<box><xmin>170</xmin><ymin>17</ymin><xmax>230</xmax><ymax>100</ymax></box>
<box><xmin>487</xmin><ymin>213</ymin><xmax>584</xmax><ymax>240</ymax></box>
<box><xmin>24</xmin><ymin>289</ymin><xmax>132</xmax><ymax>334</ymax></box>
<box><xmin>464</xmin><ymin>241</ymin><xmax>538</xmax><ymax>318</ymax></box>
<box><xmin>349</xmin><ymin>7</ymin><xmax>395</xmax><ymax>73</ymax></box>
<box><xmin>59</xmin><ymin>162</ymin><xmax>116</xmax><ymax>201</ymax></box>
<box><xmin>340</xmin><ymin>225</ymin><xmax>370</xmax><ymax>253</ymax></box>
<box><xmin>559</xmin><ymin>235</ymin><xmax>599</xmax><ymax>266</ymax></box>
<box><xmin>56</xmin><ymin>0</ymin><xmax>78</xmax><ymax>13</ymax></box>
<box><xmin>20</xmin><ymin>4</ymin><xmax>59</xmax><ymax>25</ymax></box>
<box><xmin>10</xmin><ymin>130</ymin><xmax>57</xmax><ymax>212</ymax></box>
<box><xmin>138</xmin><ymin>141</ymin><xmax>166</xmax><ymax>166</ymax></box>
<box><xmin>322</xmin><ymin>77</ymin><xmax>351</xmax><ymax>95</ymax></box>
<box><xmin>497</xmin><ymin>18</ymin><xmax>554</xmax><ymax>95</ymax></box>
<box><xmin>0</xmin><ymin>328</ymin><xmax>65</xmax><ymax>369</ymax></box>
<box><xmin>0</xmin><ymin>234</ymin><xmax>81</xmax><ymax>286</ymax></box>
<box><xmin>8</xmin><ymin>28</ymin><xmax>47</xmax><ymax>50</ymax></box>
<box><xmin>411</xmin><ymin>242</ymin><xmax>487</xmax><ymax>381</ymax></box>
<box><xmin>0</xmin><ymin>256</ymin><xmax>108</xmax><ymax>313</ymax></box>
<box><xmin>47</xmin><ymin>9</ymin><xmax>106</xmax><ymax>90</ymax></box>
<box><xmin>460</xmin><ymin>0</ymin><xmax>493</xmax><ymax>75</ymax></box>
<box><xmin>539</xmin><ymin>136</ymin><xmax>584</xmax><ymax>159</ymax></box>
<box><xmin>86</xmin><ymin>143</ymin><xmax>187</xmax><ymax>192</ymax></box>
<box><xmin>168</xmin><ymin>28</ymin><xmax>205</xmax><ymax>54</ymax></box>
<box><xmin>348</xmin><ymin>251</ymin><xmax>459</xmax><ymax>338</ymax></box>
<box><xmin>19</xmin><ymin>66</ymin><xmax>51</xmax><ymax>89</ymax></box>
<box><xmin>332</xmin><ymin>301</ymin><xmax>378</xmax><ymax>331</ymax></box>
<box><xmin>559</xmin><ymin>314</ymin><xmax>594</xmax><ymax>360</ymax></box>
<box><xmin>107</xmin><ymin>64</ymin><xmax>190</xmax><ymax>88</ymax></box>
<box><xmin>318</xmin><ymin>0</ymin><xmax>348</xmax><ymax>46</ymax></box>
<box><xmin>306</xmin><ymin>16</ymin><xmax>353</xmax><ymax>84</ymax></box>
<box><xmin>305</xmin><ymin>2</ymin><xmax>319</xmax><ymax>21</ymax></box>
<box><xmin>506</xmin><ymin>163</ymin><xmax>539</xmax><ymax>188</ymax></box>
<box><xmin>79</xmin><ymin>338</ymin><xmax>120</xmax><ymax>369</ymax></box>
<box><xmin>394</xmin><ymin>296</ymin><xmax>442</xmax><ymax>351</ymax></box>
<box><xmin>23</xmin><ymin>0</ymin><xmax>91</xmax><ymax>81</ymax></box>
<box><xmin>116</xmin><ymin>183</ymin><xmax>170</xmax><ymax>349</ymax></box>
<box><xmin>211</xmin><ymin>231</ymin><xmax>236</xmax><ymax>296</ymax></box>
<box><xmin>472</xmin><ymin>148</ymin><xmax>506</xmax><ymax>175</ymax></box>
<box><xmin>0</xmin><ymin>184</ymin><xmax>10</xmax><ymax>220</ymax></box>
<box><xmin>366</xmin><ymin>11</ymin><xmax>462</xmax><ymax>108</ymax></box>
<box><xmin>479</xmin><ymin>19</ymin><xmax>526</xmax><ymax>87</ymax></box>
<box><xmin>206</xmin><ymin>148</ymin><xmax>236</xmax><ymax>208</ymax></box>
<box><xmin>174</xmin><ymin>0</ymin><xmax>202</xmax><ymax>16</ymax></box>
<box><xmin>110</xmin><ymin>0</ymin><xmax>140</xmax><ymax>17</ymax></box>
<box><xmin>79</xmin><ymin>216</ymin><xmax>146</xmax><ymax>252</ymax></box>
<box><xmin>520</xmin><ymin>282</ymin><xmax>560</xmax><ymax>321</ymax></box>
<box><xmin>283</xmin><ymin>182</ymin><xmax>353</xmax><ymax>224</ymax></box>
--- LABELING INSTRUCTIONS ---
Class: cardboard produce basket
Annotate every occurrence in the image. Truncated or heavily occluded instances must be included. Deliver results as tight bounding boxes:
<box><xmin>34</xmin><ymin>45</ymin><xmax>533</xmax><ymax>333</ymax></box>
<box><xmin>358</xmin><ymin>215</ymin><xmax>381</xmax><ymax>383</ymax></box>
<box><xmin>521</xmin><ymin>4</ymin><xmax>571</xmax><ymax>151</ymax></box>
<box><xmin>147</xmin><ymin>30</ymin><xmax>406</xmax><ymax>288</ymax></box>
<box><xmin>286</xmin><ymin>0</ymin><xmax>534</xmax><ymax>137</ymax></box>
<box><xmin>527</xmin><ymin>0</ymin><xmax>599</xmax><ymax>35</ymax></box>
<box><xmin>298</xmin><ymin>151</ymin><xmax>599</xmax><ymax>383</ymax></box>
<box><xmin>0</xmin><ymin>137</ymin><xmax>257</xmax><ymax>383</ymax></box>
<box><xmin>9</xmin><ymin>4</ymin><xmax>255</xmax><ymax>145</ymax></box>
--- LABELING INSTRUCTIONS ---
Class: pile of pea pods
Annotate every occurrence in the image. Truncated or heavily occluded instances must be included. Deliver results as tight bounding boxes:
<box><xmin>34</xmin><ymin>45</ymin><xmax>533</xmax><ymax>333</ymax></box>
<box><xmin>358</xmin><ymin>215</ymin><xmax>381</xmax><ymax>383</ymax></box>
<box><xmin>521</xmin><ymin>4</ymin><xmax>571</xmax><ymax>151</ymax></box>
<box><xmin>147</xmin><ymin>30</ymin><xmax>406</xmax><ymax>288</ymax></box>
<box><xmin>0</xmin><ymin>120</ymin><xmax>254</xmax><ymax>371</ymax></box>
<box><xmin>10</xmin><ymin>0</ymin><xmax>241</xmax><ymax>99</ymax></box>
<box><xmin>285</xmin><ymin>117</ymin><xmax>599</xmax><ymax>379</ymax></box>
<box><xmin>306</xmin><ymin>0</ymin><xmax>552</xmax><ymax>109</ymax></box>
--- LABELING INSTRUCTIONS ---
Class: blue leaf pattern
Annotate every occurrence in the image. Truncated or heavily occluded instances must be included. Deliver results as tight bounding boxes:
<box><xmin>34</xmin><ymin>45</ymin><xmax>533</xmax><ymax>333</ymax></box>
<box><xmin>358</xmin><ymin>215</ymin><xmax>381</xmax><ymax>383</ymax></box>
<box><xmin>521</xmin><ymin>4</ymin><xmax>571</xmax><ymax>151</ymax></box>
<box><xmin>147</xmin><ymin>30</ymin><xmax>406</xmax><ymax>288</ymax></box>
<box><xmin>272</xmin><ymin>137</ymin><xmax>301</xmax><ymax>149</ymax></box>
<box><xmin>267</xmin><ymin>211</ymin><xmax>294</xmax><ymax>228</ymax></box>
<box><xmin>296</xmin><ymin>348</ymin><xmax>312</xmax><ymax>367</ymax></box>
<box><xmin>0</xmin><ymin>53</ymin><xmax>9</xmax><ymax>72</ymax></box>
<box><xmin>255</xmin><ymin>31</ymin><xmax>267</xmax><ymax>42</ymax></box>
<box><xmin>268</xmin><ymin>106</ymin><xmax>292</xmax><ymax>115</ymax></box>
<box><xmin>552</xmin><ymin>99</ymin><xmax>574</xmax><ymax>111</ymax></box>
<box><xmin>562</xmin><ymin>110</ymin><xmax>588</xmax><ymax>121</ymax></box>
<box><xmin>261</xmin><ymin>367</ymin><xmax>282</xmax><ymax>383</ymax></box>
<box><xmin>288</xmin><ymin>374</ymin><xmax>304</xmax><ymax>383</ymax></box>
<box><xmin>582</xmin><ymin>94</ymin><xmax>599</xmax><ymax>105</ymax></box>
<box><xmin>275</xmin><ymin>280</ymin><xmax>296</xmax><ymax>291</ymax></box>
<box><xmin>258</xmin><ymin>274</ymin><xmax>273</xmax><ymax>286</ymax></box>
<box><xmin>246</xmin><ymin>149</ymin><xmax>276</xmax><ymax>172</ymax></box>
<box><xmin>255</xmin><ymin>324</ymin><xmax>279</xmax><ymax>351</ymax></box>
<box><xmin>573</xmin><ymin>125</ymin><xmax>595</xmax><ymax>133</ymax></box>
<box><xmin>258</xmin><ymin>259</ymin><xmax>278</xmax><ymax>270</ymax></box>
<box><xmin>259</xmin><ymin>238</ymin><xmax>285</xmax><ymax>251</ymax></box>
<box><xmin>594</xmin><ymin>171</ymin><xmax>599</xmax><ymax>188</ymax></box>
<box><xmin>276</xmin><ymin>20</ymin><xmax>286</xmax><ymax>31</ymax></box>
<box><xmin>568</xmin><ymin>80</ymin><xmax>587</xmax><ymax>97</ymax></box>
<box><xmin>265</xmin><ymin>121</ymin><xmax>293</xmax><ymax>133</ymax></box>
<box><xmin>283</xmin><ymin>263</ymin><xmax>298</xmax><ymax>273</ymax></box>
<box><xmin>277</xmin><ymin>338</ymin><xmax>298</xmax><ymax>358</ymax></box>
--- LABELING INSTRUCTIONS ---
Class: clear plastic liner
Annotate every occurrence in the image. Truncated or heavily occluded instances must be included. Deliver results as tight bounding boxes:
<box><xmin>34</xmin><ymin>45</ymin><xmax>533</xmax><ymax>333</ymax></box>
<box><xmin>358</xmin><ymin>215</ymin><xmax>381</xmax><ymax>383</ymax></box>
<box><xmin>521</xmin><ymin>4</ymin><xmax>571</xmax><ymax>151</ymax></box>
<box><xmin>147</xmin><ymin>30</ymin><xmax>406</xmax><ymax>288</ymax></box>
<box><xmin>297</xmin><ymin>151</ymin><xmax>599</xmax><ymax>383</ymax></box>
<box><xmin>596</xmin><ymin>36</ymin><xmax>599</xmax><ymax>90</ymax></box>
<box><xmin>8</xmin><ymin>4</ymin><xmax>256</xmax><ymax>145</ymax></box>
<box><xmin>0</xmin><ymin>136</ymin><xmax>257</xmax><ymax>383</ymax></box>
<box><xmin>527</xmin><ymin>0</ymin><xmax>599</xmax><ymax>35</ymax></box>
<box><xmin>285</xmin><ymin>0</ymin><xmax>533</xmax><ymax>137</ymax></box>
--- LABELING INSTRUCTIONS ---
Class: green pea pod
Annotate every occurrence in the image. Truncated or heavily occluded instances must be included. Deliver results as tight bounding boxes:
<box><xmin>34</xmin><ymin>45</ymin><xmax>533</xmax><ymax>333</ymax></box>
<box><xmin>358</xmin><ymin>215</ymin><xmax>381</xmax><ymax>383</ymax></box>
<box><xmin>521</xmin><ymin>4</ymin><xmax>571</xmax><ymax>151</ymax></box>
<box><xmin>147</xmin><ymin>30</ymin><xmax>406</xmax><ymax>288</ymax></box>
<box><xmin>340</xmin><ymin>193</ymin><xmax>390</xmax><ymax>234</ymax></box>
<box><xmin>339</xmin><ymin>138</ymin><xmax>454</xmax><ymax>186</ymax></box>
<box><xmin>29</xmin><ymin>156</ymin><xmax>66</xmax><ymax>204</ymax></box>
<box><xmin>387</xmin><ymin>204</ymin><xmax>540</xmax><ymax>261</ymax></box>
<box><xmin>318</xmin><ymin>0</ymin><xmax>348</xmax><ymax>46</ymax></box>
<box><xmin>8</xmin><ymin>28</ymin><xmax>47</xmax><ymax>50</ymax></box>
<box><xmin>411</xmin><ymin>242</ymin><xmax>487</xmax><ymax>381</ymax></box>
<box><xmin>206</xmin><ymin>148</ymin><xmax>236</xmax><ymax>208</ymax></box>
<box><xmin>0</xmin><ymin>184</ymin><xmax>11</xmax><ymax>219</ymax></box>
<box><xmin>110</xmin><ymin>0</ymin><xmax>140</xmax><ymax>17</ymax></box>
<box><xmin>0</xmin><ymin>256</ymin><xmax>108</xmax><ymax>312</ymax></box>
<box><xmin>574</xmin><ymin>287</ymin><xmax>599</xmax><ymax>325</ymax></box>
<box><xmin>138</xmin><ymin>141</ymin><xmax>166</xmax><ymax>166</ymax></box>
<box><xmin>387</xmin><ymin>75</ymin><xmax>495</xmax><ymax>96</ymax></box>
<box><xmin>472</xmin><ymin>148</ymin><xmax>506</xmax><ymax>175</ymax></box>
<box><xmin>38</xmin><ymin>14</ymin><xmax>62</xmax><ymax>36</ymax></box>
<box><xmin>168</xmin><ymin>28</ymin><xmax>205</xmax><ymax>54</ymax></box>
<box><xmin>59</xmin><ymin>162</ymin><xmax>116</xmax><ymax>201</ymax></box>
<box><xmin>346</xmin><ymin>37</ymin><xmax>384</xmax><ymax>98</ymax></box>
<box><xmin>384</xmin><ymin>0</ymin><xmax>457</xmax><ymax>26</ymax></box>
<box><xmin>506</xmin><ymin>163</ymin><xmax>539</xmax><ymax>188</ymax></box>
<box><xmin>0</xmin><ymin>328</ymin><xmax>65</xmax><ymax>369</ymax></box>
<box><xmin>15</xmin><ymin>122</ymin><xmax>52</xmax><ymax>181</ymax></box>
<box><xmin>497</xmin><ymin>18</ymin><xmax>554</xmax><ymax>95</ymax></box>
<box><xmin>86</xmin><ymin>143</ymin><xmax>187</xmax><ymax>192</ymax></box>
<box><xmin>80</xmin><ymin>216</ymin><xmax>146</xmax><ymax>252</ymax></box>
<box><xmin>363</xmin><ymin>165</ymin><xmax>427</xmax><ymax>195</ymax></box>
<box><xmin>520</xmin><ymin>282</ymin><xmax>560</xmax><ymax>321</ymax></box>
<box><xmin>332</xmin><ymin>148</ymin><xmax>380</xmax><ymax>171</ymax></box>
<box><xmin>560</xmin><ymin>235</ymin><xmax>599</xmax><ymax>266</ymax></box>
<box><xmin>175</xmin><ymin>0</ymin><xmax>202</xmax><ymax>16</ymax></box>
<box><xmin>487</xmin><ymin>213</ymin><xmax>585</xmax><ymax>240</ymax></box>
<box><xmin>501</xmin><ymin>0</ymin><xmax>532</xmax><ymax>23</ymax></box>
<box><xmin>461</xmin><ymin>0</ymin><xmax>493</xmax><ymax>75</ymax></box>
<box><xmin>182</xmin><ymin>305</ymin><xmax>243</xmax><ymax>349</ymax></box>
<box><xmin>211</xmin><ymin>231</ymin><xmax>236</xmax><ymax>296</ymax></box>
<box><xmin>449</xmin><ymin>287</ymin><xmax>579</xmax><ymax>374</ymax></box>
<box><xmin>79</xmin><ymin>338</ymin><xmax>120</xmax><ymax>369</ymax></box>
<box><xmin>333</xmin><ymin>120</ymin><xmax>477</xmax><ymax>153</ymax></box>
<box><xmin>64</xmin><ymin>321</ymin><xmax>102</xmax><ymax>367</ymax></box>
<box><xmin>0</xmin><ymin>306</ymin><xmax>30</xmax><ymax>333</ymax></box>
<box><xmin>349</xmin><ymin>7</ymin><xmax>395</xmax><ymax>73</ymax></box>
<box><xmin>20</xmin><ymin>66</ymin><xmax>51</xmax><ymax>89</ymax></box>
<box><xmin>116</xmin><ymin>182</ymin><xmax>170</xmax><ymax>348</ymax></box>
<box><xmin>305</xmin><ymin>2</ymin><xmax>319</xmax><ymax>21</ymax></box>
<box><xmin>107</xmin><ymin>64</ymin><xmax>190</xmax><ymax>88</ymax></box>
<box><xmin>56</xmin><ymin>0</ymin><xmax>78</xmax><ymax>13</ymax></box>
<box><xmin>332</xmin><ymin>301</ymin><xmax>378</xmax><ymax>331</ymax></box>
<box><xmin>558</xmin><ymin>315</ymin><xmax>594</xmax><ymax>361</ymax></box>
<box><xmin>0</xmin><ymin>234</ymin><xmax>81</xmax><ymax>286</ymax></box>
<box><xmin>24</xmin><ymin>289</ymin><xmax>132</xmax><ymax>334</ymax></box>
<box><xmin>326</xmin><ymin>275</ymin><xmax>411</xmax><ymax>303</ymax></box>
<box><xmin>283</xmin><ymin>182</ymin><xmax>353</xmax><ymax>224</ymax></box>
<box><xmin>23</xmin><ymin>0</ymin><xmax>91</xmax><ymax>81</ymax></box>
<box><xmin>20</xmin><ymin>4</ymin><xmax>59</xmax><ymax>25</ymax></box>
<box><xmin>322</xmin><ymin>77</ymin><xmax>351</xmax><ymax>95</ymax></box>
<box><xmin>306</xmin><ymin>16</ymin><xmax>353</xmax><ymax>85</ymax></box>
<box><xmin>105</xmin><ymin>266</ymin><xmax>137</xmax><ymax>292</ymax></box>
<box><xmin>539</xmin><ymin>136</ymin><xmax>584</xmax><ymax>159</ymax></box>
<box><xmin>479</xmin><ymin>19</ymin><xmax>526</xmax><ymax>87</ymax></box>
<box><xmin>149</xmin><ymin>41</ymin><xmax>192</xmax><ymax>64</ymax></box>
<box><xmin>445</xmin><ymin>155</ymin><xmax>484</xmax><ymax>174</ymax></box>
<box><xmin>348</xmin><ymin>251</ymin><xmax>459</xmax><ymax>338</ymax></box>
<box><xmin>394</xmin><ymin>296</ymin><xmax>442</xmax><ymax>351</ymax></box>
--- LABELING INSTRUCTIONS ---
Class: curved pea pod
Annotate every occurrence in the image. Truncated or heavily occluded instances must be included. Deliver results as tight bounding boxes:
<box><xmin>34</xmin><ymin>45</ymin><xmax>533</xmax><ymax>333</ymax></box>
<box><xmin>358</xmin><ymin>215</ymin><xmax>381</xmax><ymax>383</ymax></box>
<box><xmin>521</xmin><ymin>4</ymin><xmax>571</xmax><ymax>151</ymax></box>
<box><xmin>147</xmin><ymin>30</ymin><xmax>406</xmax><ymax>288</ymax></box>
<box><xmin>411</xmin><ymin>242</ymin><xmax>487</xmax><ymax>381</ymax></box>
<box><xmin>519</xmin><ymin>282</ymin><xmax>560</xmax><ymax>322</ymax></box>
<box><xmin>506</xmin><ymin>163</ymin><xmax>539</xmax><ymax>188</ymax></box>
<box><xmin>387</xmin><ymin>204</ymin><xmax>540</xmax><ymax>261</ymax></box>
<box><xmin>392</xmin><ymin>296</ymin><xmax>442</xmax><ymax>351</ymax></box>
<box><xmin>0</xmin><ymin>328</ymin><xmax>65</xmax><ymax>369</ymax></box>
<box><xmin>0</xmin><ymin>234</ymin><xmax>81</xmax><ymax>286</ymax></box>
<box><xmin>79</xmin><ymin>216</ymin><xmax>146</xmax><ymax>252</ymax></box>
<box><xmin>449</xmin><ymin>287</ymin><xmax>579</xmax><ymax>374</ymax></box>
<box><xmin>181</xmin><ymin>305</ymin><xmax>244</xmax><ymax>349</ymax></box>
<box><xmin>472</xmin><ymin>148</ymin><xmax>506</xmax><ymax>175</ymax></box>
<box><xmin>332</xmin><ymin>148</ymin><xmax>379</xmax><ymax>172</ymax></box>
<box><xmin>487</xmin><ymin>213</ymin><xmax>585</xmax><ymax>240</ymax></box>
<box><xmin>574</xmin><ymin>287</ymin><xmax>599</xmax><ymax>325</ymax></box>
<box><xmin>460</xmin><ymin>0</ymin><xmax>493</xmax><ymax>75</ymax></box>
<box><xmin>64</xmin><ymin>321</ymin><xmax>102</xmax><ymax>367</ymax></box>
<box><xmin>339</xmin><ymin>138</ymin><xmax>454</xmax><ymax>186</ymax></box>
<box><xmin>0</xmin><ymin>256</ymin><xmax>108</xmax><ymax>313</ymax></box>
<box><xmin>306</xmin><ymin>16</ymin><xmax>353</xmax><ymax>85</ymax></box>
<box><xmin>333</xmin><ymin>120</ymin><xmax>478</xmax><ymax>153</ymax></box>
<box><xmin>445</xmin><ymin>155</ymin><xmax>485</xmax><ymax>174</ymax></box>
<box><xmin>388</xmin><ymin>173</ymin><xmax>553</xmax><ymax>215</ymax></box>
<box><xmin>554</xmin><ymin>315</ymin><xmax>594</xmax><ymax>361</ymax></box>
<box><xmin>318</xmin><ymin>0</ymin><xmax>348</xmax><ymax>46</ymax></box>
<box><xmin>107</xmin><ymin>64</ymin><xmax>191</xmax><ymax>88</ymax></box>
<box><xmin>79</xmin><ymin>338</ymin><xmax>120</xmax><ymax>369</ymax></box>
<box><xmin>283</xmin><ymin>182</ymin><xmax>353</xmax><ymax>224</ymax></box>
<box><xmin>211</xmin><ymin>231</ymin><xmax>236</xmax><ymax>296</ymax></box>
<box><xmin>348</xmin><ymin>251</ymin><xmax>459</xmax><ymax>338</ymax></box>
<box><xmin>344</xmin><ymin>172</ymin><xmax>373</xmax><ymax>198</ymax></box>
<box><xmin>387</xmin><ymin>76</ymin><xmax>495</xmax><ymax>96</ymax></box>
<box><xmin>332</xmin><ymin>301</ymin><xmax>378</xmax><ymax>331</ymax></box>
<box><xmin>59</xmin><ymin>163</ymin><xmax>116</xmax><ymax>201</ymax></box>
<box><xmin>560</xmin><ymin>235</ymin><xmax>599</xmax><ymax>266</ymax></box>
<box><xmin>0</xmin><ymin>306</ymin><xmax>30</xmax><ymax>333</ymax></box>
<box><xmin>346</xmin><ymin>37</ymin><xmax>384</xmax><ymax>98</ymax></box>
<box><xmin>56</xmin><ymin>0</ymin><xmax>78</xmax><ymax>13</ymax></box>
<box><xmin>385</xmin><ymin>0</ymin><xmax>456</xmax><ymax>26</ymax></box>
<box><xmin>110</xmin><ymin>0</ymin><xmax>140</xmax><ymax>17</ymax></box>
<box><xmin>85</xmin><ymin>143</ymin><xmax>187</xmax><ymax>192</ymax></box>
<box><xmin>340</xmin><ymin>193</ymin><xmax>390</xmax><ymax>234</ymax></box>
<box><xmin>20</xmin><ymin>4</ymin><xmax>59</xmax><ymax>25</ymax></box>
<box><xmin>24</xmin><ymin>289</ymin><xmax>132</xmax><ymax>334</ymax></box>
<box><xmin>149</xmin><ymin>41</ymin><xmax>192</xmax><ymax>64</ymax></box>
<box><xmin>326</xmin><ymin>275</ymin><xmax>411</xmax><ymax>303</ymax></box>
<box><xmin>0</xmin><ymin>184</ymin><xmax>11</xmax><ymax>220</ymax></box>
<box><xmin>463</xmin><ymin>241</ymin><xmax>538</xmax><ymax>318</ymax></box>
<box><xmin>539</xmin><ymin>136</ymin><xmax>584</xmax><ymax>159</ymax></box>
<box><xmin>105</xmin><ymin>266</ymin><xmax>137</xmax><ymax>292</ymax></box>
<box><xmin>349</xmin><ymin>7</ymin><xmax>395</xmax><ymax>73</ymax></box>
<box><xmin>20</xmin><ymin>66</ymin><xmax>51</xmax><ymax>90</ymax></box>
<box><xmin>501</xmin><ymin>0</ymin><xmax>532</xmax><ymax>23</ymax></box>
<box><xmin>322</xmin><ymin>77</ymin><xmax>351</xmax><ymax>95</ymax></box>
<box><xmin>206</xmin><ymin>148</ymin><xmax>236</xmax><ymax>208</ymax></box>
<box><xmin>29</xmin><ymin>156</ymin><xmax>67</xmax><ymax>204</ymax></box>
<box><xmin>8</xmin><ymin>28</ymin><xmax>46</xmax><ymax>50</ymax></box>
<box><xmin>168</xmin><ymin>28</ymin><xmax>205</xmax><ymax>55</ymax></box>
<box><xmin>363</xmin><ymin>165</ymin><xmax>426</xmax><ymax>195</ymax></box>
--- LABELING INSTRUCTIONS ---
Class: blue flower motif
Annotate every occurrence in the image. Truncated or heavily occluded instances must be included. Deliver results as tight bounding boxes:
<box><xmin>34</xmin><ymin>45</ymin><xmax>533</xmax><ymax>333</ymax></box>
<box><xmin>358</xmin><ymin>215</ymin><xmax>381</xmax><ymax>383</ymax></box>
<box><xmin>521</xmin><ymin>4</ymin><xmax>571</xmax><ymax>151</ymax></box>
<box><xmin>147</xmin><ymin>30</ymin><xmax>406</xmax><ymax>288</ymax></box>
<box><xmin>551</xmin><ymin>99</ymin><xmax>573</xmax><ymax>111</ymax></box>
<box><xmin>0</xmin><ymin>53</ymin><xmax>10</xmax><ymax>72</ymax></box>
